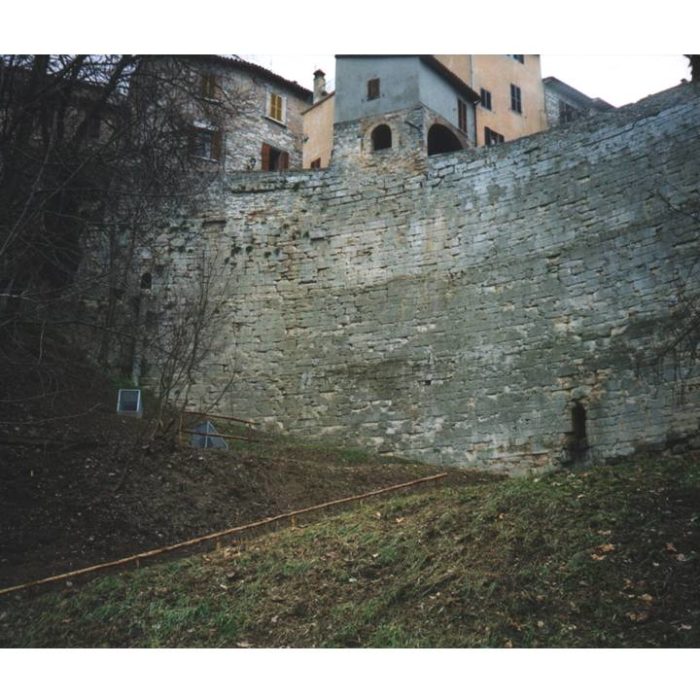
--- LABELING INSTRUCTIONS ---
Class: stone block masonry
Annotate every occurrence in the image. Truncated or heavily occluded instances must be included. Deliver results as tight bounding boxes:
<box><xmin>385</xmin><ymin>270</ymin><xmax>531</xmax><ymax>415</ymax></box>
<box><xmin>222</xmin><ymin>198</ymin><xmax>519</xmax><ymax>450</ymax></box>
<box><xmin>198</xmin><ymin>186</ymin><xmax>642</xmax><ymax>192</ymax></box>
<box><xmin>143</xmin><ymin>83</ymin><xmax>700</xmax><ymax>473</ymax></box>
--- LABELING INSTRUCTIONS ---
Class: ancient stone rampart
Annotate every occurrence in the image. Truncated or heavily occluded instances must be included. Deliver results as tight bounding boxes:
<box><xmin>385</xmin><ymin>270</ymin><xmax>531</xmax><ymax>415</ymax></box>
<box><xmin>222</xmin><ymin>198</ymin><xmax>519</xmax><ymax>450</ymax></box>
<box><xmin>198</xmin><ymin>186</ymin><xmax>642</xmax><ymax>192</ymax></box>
<box><xmin>146</xmin><ymin>83</ymin><xmax>700</xmax><ymax>472</ymax></box>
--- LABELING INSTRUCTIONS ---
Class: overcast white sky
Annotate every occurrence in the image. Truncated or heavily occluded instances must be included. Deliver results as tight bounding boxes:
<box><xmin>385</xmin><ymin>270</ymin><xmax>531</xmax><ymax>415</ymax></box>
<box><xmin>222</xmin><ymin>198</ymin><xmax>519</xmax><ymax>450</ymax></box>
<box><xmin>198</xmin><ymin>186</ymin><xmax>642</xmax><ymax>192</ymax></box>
<box><xmin>6</xmin><ymin>1</ymin><xmax>697</xmax><ymax>110</ymax></box>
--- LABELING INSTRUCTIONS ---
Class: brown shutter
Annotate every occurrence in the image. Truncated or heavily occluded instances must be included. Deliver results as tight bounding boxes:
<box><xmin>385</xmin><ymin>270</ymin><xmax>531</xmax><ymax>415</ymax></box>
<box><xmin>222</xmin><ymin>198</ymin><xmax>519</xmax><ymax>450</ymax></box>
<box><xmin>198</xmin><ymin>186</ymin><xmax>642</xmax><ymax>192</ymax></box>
<box><xmin>212</xmin><ymin>130</ymin><xmax>222</xmax><ymax>161</ymax></box>
<box><xmin>280</xmin><ymin>151</ymin><xmax>289</xmax><ymax>171</ymax></box>
<box><xmin>261</xmin><ymin>143</ymin><xmax>271</xmax><ymax>171</ymax></box>
<box><xmin>368</xmin><ymin>78</ymin><xmax>380</xmax><ymax>99</ymax></box>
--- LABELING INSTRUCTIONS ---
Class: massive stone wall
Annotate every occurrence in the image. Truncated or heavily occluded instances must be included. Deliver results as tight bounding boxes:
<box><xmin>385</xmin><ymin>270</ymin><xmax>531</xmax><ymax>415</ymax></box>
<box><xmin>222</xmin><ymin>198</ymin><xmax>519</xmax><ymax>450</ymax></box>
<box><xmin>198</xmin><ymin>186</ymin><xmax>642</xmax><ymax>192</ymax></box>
<box><xmin>146</xmin><ymin>82</ymin><xmax>700</xmax><ymax>472</ymax></box>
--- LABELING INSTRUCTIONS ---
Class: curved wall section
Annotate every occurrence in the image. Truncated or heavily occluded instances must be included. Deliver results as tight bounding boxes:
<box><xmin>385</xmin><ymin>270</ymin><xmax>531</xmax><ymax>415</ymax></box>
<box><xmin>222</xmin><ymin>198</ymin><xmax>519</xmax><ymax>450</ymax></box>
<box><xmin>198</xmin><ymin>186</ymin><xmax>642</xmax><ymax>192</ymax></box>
<box><xmin>149</xmin><ymin>83</ymin><xmax>700</xmax><ymax>472</ymax></box>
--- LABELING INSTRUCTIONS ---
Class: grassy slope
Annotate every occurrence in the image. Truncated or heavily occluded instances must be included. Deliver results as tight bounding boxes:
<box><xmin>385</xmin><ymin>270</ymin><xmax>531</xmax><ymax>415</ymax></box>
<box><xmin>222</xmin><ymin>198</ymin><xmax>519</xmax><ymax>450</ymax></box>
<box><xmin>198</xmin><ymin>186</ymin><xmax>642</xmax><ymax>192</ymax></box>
<box><xmin>1</xmin><ymin>453</ymin><xmax>699</xmax><ymax>648</ymax></box>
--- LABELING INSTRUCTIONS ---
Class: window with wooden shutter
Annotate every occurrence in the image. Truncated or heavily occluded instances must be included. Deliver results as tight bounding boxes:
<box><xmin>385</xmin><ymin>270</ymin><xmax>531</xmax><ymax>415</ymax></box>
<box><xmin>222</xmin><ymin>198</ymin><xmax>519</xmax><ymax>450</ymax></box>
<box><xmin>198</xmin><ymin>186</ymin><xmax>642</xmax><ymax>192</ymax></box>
<box><xmin>211</xmin><ymin>130</ymin><xmax>222</xmax><ymax>161</ymax></box>
<box><xmin>559</xmin><ymin>100</ymin><xmax>580</xmax><ymax>124</ymax></box>
<box><xmin>458</xmin><ymin>99</ymin><xmax>467</xmax><ymax>132</ymax></box>
<box><xmin>261</xmin><ymin>142</ymin><xmax>271</xmax><ymax>171</ymax></box>
<box><xmin>261</xmin><ymin>143</ymin><xmax>289</xmax><ymax>171</ymax></box>
<box><xmin>510</xmin><ymin>84</ymin><xmax>522</xmax><ymax>114</ymax></box>
<box><xmin>267</xmin><ymin>92</ymin><xmax>286</xmax><ymax>123</ymax></box>
<box><xmin>484</xmin><ymin>127</ymin><xmax>505</xmax><ymax>146</ymax></box>
<box><xmin>201</xmin><ymin>73</ymin><xmax>217</xmax><ymax>100</ymax></box>
<box><xmin>367</xmin><ymin>78</ymin><xmax>380</xmax><ymax>100</ymax></box>
<box><xmin>190</xmin><ymin>127</ymin><xmax>222</xmax><ymax>161</ymax></box>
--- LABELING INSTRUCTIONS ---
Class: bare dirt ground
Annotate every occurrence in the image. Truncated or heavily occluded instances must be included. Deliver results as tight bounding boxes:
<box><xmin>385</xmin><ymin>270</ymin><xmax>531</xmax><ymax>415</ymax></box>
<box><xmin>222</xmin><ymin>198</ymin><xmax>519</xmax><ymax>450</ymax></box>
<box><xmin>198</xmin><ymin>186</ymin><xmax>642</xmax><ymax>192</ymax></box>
<box><xmin>0</xmin><ymin>330</ymin><xmax>487</xmax><ymax>591</ymax></box>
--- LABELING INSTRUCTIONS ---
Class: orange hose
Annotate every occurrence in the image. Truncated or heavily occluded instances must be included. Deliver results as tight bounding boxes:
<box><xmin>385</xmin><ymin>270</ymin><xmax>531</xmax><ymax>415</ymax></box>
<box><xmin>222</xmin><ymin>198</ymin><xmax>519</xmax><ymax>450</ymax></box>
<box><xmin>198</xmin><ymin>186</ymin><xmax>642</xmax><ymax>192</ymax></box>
<box><xmin>0</xmin><ymin>472</ymin><xmax>447</xmax><ymax>596</ymax></box>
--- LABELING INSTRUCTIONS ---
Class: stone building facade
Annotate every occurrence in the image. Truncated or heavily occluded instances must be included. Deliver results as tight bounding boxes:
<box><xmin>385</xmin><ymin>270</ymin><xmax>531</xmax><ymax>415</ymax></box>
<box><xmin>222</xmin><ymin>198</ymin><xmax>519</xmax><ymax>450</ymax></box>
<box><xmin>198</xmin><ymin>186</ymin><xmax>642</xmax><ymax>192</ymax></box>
<box><xmin>304</xmin><ymin>55</ymin><xmax>552</xmax><ymax>167</ymax></box>
<box><xmin>543</xmin><ymin>76</ymin><xmax>614</xmax><ymax>128</ymax></box>
<box><xmin>150</xmin><ymin>55</ymin><xmax>313</xmax><ymax>172</ymax></box>
<box><xmin>112</xmin><ymin>80</ymin><xmax>700</xmax><ymax>473</ymax></box>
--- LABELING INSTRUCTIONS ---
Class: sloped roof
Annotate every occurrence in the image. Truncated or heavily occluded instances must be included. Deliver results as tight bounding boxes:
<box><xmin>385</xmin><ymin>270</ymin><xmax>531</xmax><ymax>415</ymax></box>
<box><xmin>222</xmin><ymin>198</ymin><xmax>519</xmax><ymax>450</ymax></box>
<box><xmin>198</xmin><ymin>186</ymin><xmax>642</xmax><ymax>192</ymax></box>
<box><xmin>177</xmin><ymin>55</ymin><xmax>313</xmax><ymax>101</ymax></box>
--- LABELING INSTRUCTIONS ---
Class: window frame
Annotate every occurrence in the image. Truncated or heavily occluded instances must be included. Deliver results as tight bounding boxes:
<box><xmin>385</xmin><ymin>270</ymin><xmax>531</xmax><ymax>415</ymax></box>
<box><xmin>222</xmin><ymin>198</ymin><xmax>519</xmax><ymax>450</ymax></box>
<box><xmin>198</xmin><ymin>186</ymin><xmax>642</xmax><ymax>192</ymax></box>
<box><xmin>457</xmin><ymin>99</ymin><xmax>468</xmax><ymax>133</ymax></box>
<box><xmin>190</xmin><ymin>126</ymin><xmax>222</xmax><ymax>162</ymax></box>
<box><xmin>559</xmin><ymin>100</ymin><xmax>580</xmax><ymax>124</ymax></box>
<box><xmin>266</xmin><ymin>91</ymin><xmax>287</xmax><ymax>125</ymax></box>
<box><xmin>201</xmin><ymin>72</ymin><xmax>219</xmax><ymax>101</ymax></box>
<box><xmin>261</xmin><ymin>142</ymin><xmax>290</xmax><ymax>171</ymax></box>
<box><xmin>367</xmin><ymin>78</ymin><xmax>380</xmax><ymax>101</ymax></box>
<box><xmin>510</xmin><ymin>83</ymin><xmax>523</xmax><ymax>114</ymax></box>
<box><xmin>479</xmin><ymin>88</ymin><xmax>492</xmax><ymax>111</ymax></box>
<box><xmin>484</xmin><ymin>126</ymin><xmax>505</xmax><ymax>146</ymax></box>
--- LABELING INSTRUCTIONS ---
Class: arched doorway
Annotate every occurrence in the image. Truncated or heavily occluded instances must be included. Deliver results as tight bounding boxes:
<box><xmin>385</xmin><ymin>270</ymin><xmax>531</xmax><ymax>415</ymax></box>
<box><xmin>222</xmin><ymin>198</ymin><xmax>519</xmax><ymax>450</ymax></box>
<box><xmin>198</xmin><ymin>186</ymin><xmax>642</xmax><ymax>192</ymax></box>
<box><xmin>427</xmin><ymin>124</ymin><xmax>463</xmax><ymax>155</ymax></box>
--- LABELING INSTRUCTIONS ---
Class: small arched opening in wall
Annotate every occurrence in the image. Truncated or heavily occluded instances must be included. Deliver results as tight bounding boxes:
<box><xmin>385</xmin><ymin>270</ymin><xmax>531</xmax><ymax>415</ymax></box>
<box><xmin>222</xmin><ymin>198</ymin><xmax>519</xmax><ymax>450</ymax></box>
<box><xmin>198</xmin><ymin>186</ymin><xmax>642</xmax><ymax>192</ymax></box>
<box><xmin>427</xmin><ymin>123</ymin><xmax>464</xmax><ymax>156</ymax></box>
<box><xmin>371</xmin><ymin>124</ymin><xmax>392</xmax><ymax>151</ymax></box>
<box><xmin>568</xmin><ymin>401</ymin><xmax>589</xmax><ymax>465</ymax></box>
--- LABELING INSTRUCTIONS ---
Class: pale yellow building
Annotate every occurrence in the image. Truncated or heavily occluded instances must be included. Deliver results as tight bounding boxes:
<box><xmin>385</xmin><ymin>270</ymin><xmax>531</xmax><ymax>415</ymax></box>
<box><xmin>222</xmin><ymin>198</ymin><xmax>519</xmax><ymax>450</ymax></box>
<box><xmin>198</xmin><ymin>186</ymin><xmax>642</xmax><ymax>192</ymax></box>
<box><xmin>302</xmin><ymin>55</ymin><xmax>549</xmax><ymax>167</ymax></box>
<box><xmin>302</xmin><ymin>70</ymin><xmax>335</xmax><ymax>169</ymax></box>
<box><xmin>435</xmin><ymin>54</ymin><xmax>547</xmax><ymax>145</ymax></box>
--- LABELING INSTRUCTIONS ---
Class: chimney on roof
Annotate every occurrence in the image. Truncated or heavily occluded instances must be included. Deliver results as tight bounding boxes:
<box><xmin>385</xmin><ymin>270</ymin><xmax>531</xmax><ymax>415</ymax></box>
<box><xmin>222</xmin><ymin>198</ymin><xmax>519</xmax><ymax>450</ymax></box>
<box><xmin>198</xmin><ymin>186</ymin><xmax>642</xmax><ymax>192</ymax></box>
<box><xmin>313</xmin><ymin>69</ymin><xmax>327</xmax><ymax>103</ymax></box>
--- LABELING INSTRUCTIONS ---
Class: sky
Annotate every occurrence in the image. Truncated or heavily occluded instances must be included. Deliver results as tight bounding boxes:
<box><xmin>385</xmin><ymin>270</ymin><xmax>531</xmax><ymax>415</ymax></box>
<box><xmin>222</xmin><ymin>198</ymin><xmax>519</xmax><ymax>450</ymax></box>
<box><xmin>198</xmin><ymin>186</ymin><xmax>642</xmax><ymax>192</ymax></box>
<box><xmin>5</xmin><ymin>1</ymin><xmax>697</xmax><ymax>111</ymax></box>
<box><xmin>239</xmin><ymin>54</ymin><xmax>692</xmax><ymax>108</ymax></box>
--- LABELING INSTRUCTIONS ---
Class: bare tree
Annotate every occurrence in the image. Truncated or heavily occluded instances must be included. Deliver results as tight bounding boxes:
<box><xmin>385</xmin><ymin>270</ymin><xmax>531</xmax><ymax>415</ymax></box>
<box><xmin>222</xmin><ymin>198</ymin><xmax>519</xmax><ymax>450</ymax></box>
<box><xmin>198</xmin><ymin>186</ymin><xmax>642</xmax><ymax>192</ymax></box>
<box><xmin>0</xmin><ymin>55</ymin><xmax>251</xmax><ymax>427</ymax></box>
<box><xmin>136</xmin><ymin>247</ymin><xmax>236</xmax><ymax>430</ymax></box>
<box><xmin>648</xmin><ymin>191</ymin><xmax>700</xmax><ymax>388</ymax></box>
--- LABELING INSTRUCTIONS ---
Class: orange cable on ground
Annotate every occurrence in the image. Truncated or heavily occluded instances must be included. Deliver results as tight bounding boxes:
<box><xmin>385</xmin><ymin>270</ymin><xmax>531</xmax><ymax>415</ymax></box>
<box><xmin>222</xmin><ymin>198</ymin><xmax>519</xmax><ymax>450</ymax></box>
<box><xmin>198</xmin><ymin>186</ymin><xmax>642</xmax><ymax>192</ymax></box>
<box><xmin>183</xmin><ymin>411</ymin><xmax>256</xmax><ymax>425</ymax></box>
<box><xmin>182</xmin><ymin>430</ymin><xmax>258</xmax><ymax>442</ymax></box>
<box><xmin>0</xmin><ymin>472</ymin><xmax>448</xmax><ymax>596</ymax></box>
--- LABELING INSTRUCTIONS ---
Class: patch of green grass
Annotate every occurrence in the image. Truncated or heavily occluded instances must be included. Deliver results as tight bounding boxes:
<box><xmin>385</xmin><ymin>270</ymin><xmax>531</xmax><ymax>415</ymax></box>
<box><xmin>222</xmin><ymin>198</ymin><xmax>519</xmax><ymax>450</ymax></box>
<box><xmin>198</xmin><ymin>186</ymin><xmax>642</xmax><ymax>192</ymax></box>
<box><xmin>2</xmin><ymin>453</ymin><xmax>699</xmax><ymax>648</ymax></box>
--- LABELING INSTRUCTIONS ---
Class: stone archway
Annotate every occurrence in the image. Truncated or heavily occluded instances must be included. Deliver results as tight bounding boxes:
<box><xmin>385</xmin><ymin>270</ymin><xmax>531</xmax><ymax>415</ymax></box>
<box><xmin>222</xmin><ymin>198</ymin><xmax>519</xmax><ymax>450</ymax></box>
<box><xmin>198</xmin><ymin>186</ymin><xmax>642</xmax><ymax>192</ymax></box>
<box><xmin>371</xmin><ymin>124</ymin><xmax>392</xmax><ymax>151</ymax></box>
<box><xmin>427</xmin><ymin>123</ymin><xmax>464</xmax><ymax>155</ymax></box>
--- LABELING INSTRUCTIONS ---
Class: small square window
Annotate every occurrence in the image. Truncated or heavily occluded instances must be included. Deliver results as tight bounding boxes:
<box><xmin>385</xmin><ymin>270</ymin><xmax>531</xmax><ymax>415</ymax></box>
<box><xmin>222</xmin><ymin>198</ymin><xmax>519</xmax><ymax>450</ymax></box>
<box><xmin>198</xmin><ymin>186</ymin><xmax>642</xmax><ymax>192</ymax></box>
<box><xmin>261</xmin><ymin>142</ymin><xmax>289</xmax><ymax>171</ymax></box>
<box><xmin>509</xmin><ymin>54</ymin><xmax>525</xmax><ymax>64</ymax></box>
<box><xmin>367</xmin><ymin>78</ymin><xmax>380</xmax><ymax>100</ymax></box>
<box><xmin>559</xmin><ymin>100</ymin><xmax>580</xmax><ymax>124</ymax></box>
<box><xmin>484</xmin><ymin>127</ymin><xmax>504</xmax><ymax>146</ymax></box>
<box><xmin>510</xmin><ymin>83</ymin><xmax>522</xmax><ymax>114</ymax></box>
<box><xmin>310</xmin><ymin>157</ymin><xmax>322</xmax><ymax>169</ymax></box>
<box><xmin>480</xmin><ymin>88</ymin><xmax>492</xmax><ymax>111</ymax></box>
<box><xmin>191</xmin><ymin>127</ymin><xmax>222</xmax><ymax>161</ymax></box>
